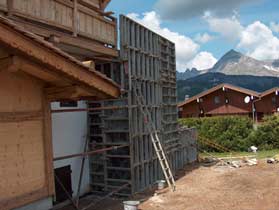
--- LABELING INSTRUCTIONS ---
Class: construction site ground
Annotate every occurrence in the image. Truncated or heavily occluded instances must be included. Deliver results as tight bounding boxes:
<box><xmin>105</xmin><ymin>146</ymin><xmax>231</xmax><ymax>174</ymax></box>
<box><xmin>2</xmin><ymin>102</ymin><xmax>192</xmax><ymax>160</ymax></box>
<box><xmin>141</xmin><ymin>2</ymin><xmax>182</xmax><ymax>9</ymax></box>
<box><xmin>58</xmin><ymin>161</ymin><xmax>279</xmax><ymax>210</ymax></box>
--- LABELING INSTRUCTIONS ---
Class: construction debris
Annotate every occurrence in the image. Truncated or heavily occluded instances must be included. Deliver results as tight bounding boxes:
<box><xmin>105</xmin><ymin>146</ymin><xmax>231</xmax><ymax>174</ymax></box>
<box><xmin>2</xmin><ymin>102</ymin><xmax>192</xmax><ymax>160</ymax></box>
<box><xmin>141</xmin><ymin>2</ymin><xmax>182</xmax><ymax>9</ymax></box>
<box><xmin>267</xmin><ymin>158</ymin><xmax>276</xmax><ymax>164</ymax></box>
<box><xmin>250</xmin><ymin>146</ymin><xmax>258</xmax><ymax>153</ymax></box>
<box><xmin>216</xmin><ymin>157</ymin><xmax>258</xmax><ymax>168</ymax></box>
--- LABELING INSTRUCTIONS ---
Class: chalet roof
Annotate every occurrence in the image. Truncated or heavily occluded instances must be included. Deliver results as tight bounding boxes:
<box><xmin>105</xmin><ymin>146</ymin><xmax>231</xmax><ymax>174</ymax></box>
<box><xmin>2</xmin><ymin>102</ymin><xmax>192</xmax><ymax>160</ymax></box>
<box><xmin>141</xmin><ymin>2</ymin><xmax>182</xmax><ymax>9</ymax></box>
<box><xmin>178</xmin><ymin>83</ymin><xmax>260</xmax><ymax>107</ymax></box>
<box><xmin>0</xmin><ymin>15</ymin><xmax>120</xmax><ymax>100</ymax></box>
<box><xmin>260</xmin><ymin>87</ymin><xmax>279</xmax><ymax>97</ymax></box>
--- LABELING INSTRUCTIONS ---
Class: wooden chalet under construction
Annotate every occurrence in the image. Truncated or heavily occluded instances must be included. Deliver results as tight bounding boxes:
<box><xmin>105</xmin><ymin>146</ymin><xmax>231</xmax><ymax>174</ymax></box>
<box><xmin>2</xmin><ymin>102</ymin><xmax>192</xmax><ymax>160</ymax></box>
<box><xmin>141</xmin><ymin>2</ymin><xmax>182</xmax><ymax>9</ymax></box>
<box><xmin>0</xmin><ymin>13</ymin><xmax>120</xmax><ymax>210</ymax></box>
<box><xmin>0</xmin><ymin>1</ymin><xmax>198</xmax><ymax>210</ymax></box>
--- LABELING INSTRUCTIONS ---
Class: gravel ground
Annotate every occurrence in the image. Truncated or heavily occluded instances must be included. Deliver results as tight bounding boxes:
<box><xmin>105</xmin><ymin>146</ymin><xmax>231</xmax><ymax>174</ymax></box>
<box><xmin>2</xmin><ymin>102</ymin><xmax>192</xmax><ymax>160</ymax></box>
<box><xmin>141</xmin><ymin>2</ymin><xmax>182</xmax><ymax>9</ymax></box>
<box><xmin>58</xmin><ymin>161</ymin><xmax>279</xmax><ymax>210</ymax></box>
<box><xmin>140</xmin><ymin>162</ymin><xmax>279</xmax><ymax>210</ymax></box>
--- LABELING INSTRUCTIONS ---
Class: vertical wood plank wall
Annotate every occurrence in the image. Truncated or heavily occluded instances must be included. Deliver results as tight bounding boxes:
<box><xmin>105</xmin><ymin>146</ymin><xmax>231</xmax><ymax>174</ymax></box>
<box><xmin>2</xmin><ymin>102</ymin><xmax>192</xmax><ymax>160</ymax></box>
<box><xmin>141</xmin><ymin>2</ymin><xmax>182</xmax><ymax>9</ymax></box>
<box><xmin>0</xmin><ymin>71</ymin><xmax>51</xmax><ymax>209</ymax></box>
<box><xmin>0</xmin><ymin>0</ymin><xmax>116</xmax><ymax>46</ymax></box>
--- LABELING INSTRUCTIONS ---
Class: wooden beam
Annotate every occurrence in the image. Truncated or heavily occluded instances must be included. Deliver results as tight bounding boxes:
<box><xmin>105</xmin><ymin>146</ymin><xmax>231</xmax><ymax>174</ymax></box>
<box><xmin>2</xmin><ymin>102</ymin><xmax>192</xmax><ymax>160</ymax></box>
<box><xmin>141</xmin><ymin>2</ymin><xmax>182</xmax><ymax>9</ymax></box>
<box><xmin>0</xmin><ymin>48</ymin><xmax>9</xmax><ymax>59</ymax></box>
<box><xmin>0</xmin><ymin>56</ymin><xmax>67</xmax><ymax>85</ymax></box>
<box><xmin>45</xmin><ymin>85</ymin><xmax>106</xmax><ymax>101</ymax></box>
<box><xmin>11</xmin><ymin>18</ymin><xmax>118</xmax><ymax>58</ymax></box>
<box><xmin>0</xmin><ymin>110</ymin><xmax>43</xmax><ymax>123</ymax></box>
<box><xmin>42</xmin><ymin>93</ymin><xmax>55</xmax><ymax>196</ymax></box>
<box><xmin>82</xmin><ymin>60</ymin><xmax>95</xmax><ymax>69</ymax></box>
<box><xmin>100</xmin><ymin>0</ymin><xmax>111</xmax><ymax>10</ymax></box>
<box><xmin>0</xmin><ymin>56</ymin><xmax>23</xmax><ymax>72</ymax></box>
<box><xmin>16</xmin><ymin>56</ymin><xmax>66</xmax><ymax>84</ymax></box>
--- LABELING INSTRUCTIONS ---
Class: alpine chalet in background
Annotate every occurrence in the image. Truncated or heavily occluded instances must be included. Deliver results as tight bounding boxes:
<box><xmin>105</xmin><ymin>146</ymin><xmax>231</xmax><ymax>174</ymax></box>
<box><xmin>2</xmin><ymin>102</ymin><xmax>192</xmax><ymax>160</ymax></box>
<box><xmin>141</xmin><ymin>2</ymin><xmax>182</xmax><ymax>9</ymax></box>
<box><xmin>178</xmin><ymin>84</ymin><xmax>279</xmax><ymax>121</ymax></box>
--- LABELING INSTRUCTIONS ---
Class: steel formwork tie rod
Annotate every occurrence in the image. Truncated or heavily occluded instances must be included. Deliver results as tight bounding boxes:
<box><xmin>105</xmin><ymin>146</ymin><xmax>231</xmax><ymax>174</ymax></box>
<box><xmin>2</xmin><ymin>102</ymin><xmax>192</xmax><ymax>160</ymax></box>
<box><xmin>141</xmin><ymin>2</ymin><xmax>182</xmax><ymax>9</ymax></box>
<box><xmin>53</xmin><ymin>145</ymin><xmax>129</xmax><ymax>161</ymax></box>
<box><xmin>51</xmin><ymin>106</ymin><xmax>128</xmax><ymax>113</ymax></box>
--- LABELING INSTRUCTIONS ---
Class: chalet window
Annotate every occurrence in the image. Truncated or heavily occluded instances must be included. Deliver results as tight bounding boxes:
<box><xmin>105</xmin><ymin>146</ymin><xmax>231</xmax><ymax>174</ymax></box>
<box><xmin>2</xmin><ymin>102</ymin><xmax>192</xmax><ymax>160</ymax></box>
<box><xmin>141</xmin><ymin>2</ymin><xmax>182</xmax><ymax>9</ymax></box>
<box><xmin>214</xmin><ymin>96</ymin><xmax>220</xmax><ymax>104</ymax></box>
<box><xmin>60</xmin><ymin>101</ymin><xmax>78</xmax><ymax>107</ymax></box>
<box><xmin>272</xmin><ymin>96</ymin><xmax>276</xmax><ymax>105</ymax></box>
<box><xmin>225</xmin><ymin>98</ymin><xmax>229</xmax><ymax>104</ymax></box>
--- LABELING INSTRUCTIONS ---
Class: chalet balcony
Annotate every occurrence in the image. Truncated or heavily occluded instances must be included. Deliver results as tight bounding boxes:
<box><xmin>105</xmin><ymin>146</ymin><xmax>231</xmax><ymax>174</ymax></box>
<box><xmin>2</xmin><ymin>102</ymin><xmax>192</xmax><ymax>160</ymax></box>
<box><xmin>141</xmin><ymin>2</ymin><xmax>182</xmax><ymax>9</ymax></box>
<box><xmin>0</xmin><ymin>0</ymin><xmax>118</xmax><ymax>59</ymax></box>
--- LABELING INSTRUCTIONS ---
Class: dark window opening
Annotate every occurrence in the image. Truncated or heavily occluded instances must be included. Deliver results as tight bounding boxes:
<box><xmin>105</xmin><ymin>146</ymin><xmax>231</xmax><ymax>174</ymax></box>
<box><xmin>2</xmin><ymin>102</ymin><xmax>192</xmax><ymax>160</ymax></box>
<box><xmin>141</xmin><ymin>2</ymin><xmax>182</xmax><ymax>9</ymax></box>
<box><xmin>54</xmin><ymin>165</ymin><xmax>73</xmax><ymax>204</ymax></box>
<box><xmin>272</xmin><ymin>96</ymin><xmax>276</xmax><ymax>105</ymax></box>
<box><xmin>225</xmin><ymin>98</ymin><xmax>229</xmax><ymax>104</ymax></box>
<box><xmin>60</xmin><ymin>101</ymin><xmax>78</xmax><ymax>107</ymax></box>
<box><xmin>214</xmin><ymin>96</ymin><xmax>220</xmax><ymax>104</ymax></box>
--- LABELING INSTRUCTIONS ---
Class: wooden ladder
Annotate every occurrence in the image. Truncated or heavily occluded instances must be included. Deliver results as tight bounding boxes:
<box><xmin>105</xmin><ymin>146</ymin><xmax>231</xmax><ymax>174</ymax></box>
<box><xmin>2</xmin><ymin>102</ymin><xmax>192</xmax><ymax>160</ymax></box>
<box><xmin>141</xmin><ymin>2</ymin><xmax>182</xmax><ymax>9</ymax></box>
<box><xmin>132</xmin><ymin>82</ymin><xmax>176</xmax><ymax>191</ymax></box>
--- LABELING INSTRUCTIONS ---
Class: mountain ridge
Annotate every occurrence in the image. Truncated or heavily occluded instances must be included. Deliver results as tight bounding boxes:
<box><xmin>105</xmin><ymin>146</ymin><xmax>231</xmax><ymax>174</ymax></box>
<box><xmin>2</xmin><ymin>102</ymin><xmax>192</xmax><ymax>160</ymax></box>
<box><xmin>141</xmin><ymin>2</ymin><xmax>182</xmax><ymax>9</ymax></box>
<box><xmin>177</xmin><ymin>72</ymin><xmax>279</xmax><ymax>101</ymax></box>
<box><xmin>177</xmin><ymin>49</ymin><xmax>279</xmax><ymax>80</ymax></box>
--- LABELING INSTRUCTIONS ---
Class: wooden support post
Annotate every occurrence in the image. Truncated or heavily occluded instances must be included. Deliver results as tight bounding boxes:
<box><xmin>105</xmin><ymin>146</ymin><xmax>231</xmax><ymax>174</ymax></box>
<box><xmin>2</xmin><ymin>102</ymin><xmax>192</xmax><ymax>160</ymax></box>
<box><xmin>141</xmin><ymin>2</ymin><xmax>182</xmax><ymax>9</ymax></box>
<box><xmin>43</xmin><ymin>94</ymin><xmax>55</xmax><ymax>196</ymax></box>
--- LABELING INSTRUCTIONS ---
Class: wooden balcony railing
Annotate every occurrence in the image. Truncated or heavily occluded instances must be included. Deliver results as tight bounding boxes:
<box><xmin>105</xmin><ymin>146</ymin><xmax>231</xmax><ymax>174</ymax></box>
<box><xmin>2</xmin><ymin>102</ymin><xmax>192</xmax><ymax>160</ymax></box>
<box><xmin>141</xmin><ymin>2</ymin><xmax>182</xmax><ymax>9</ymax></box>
<box><xmin>0</xmin><ymin>0</ymin><xmax>117</xmax><ymax>48</ymax></box>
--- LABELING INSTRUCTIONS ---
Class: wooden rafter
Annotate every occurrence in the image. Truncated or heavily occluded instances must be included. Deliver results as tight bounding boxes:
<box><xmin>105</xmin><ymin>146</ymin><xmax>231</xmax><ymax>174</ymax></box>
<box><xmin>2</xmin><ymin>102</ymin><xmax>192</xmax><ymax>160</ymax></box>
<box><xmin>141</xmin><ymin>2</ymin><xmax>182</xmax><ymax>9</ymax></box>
<box><xmin>45</xmin><ymin>85</ymin><xmax>105</xmax><ymax>101</ymax></box>
<box><xmin>100</xmin><ymin>0</ymin><xmax>111</xmax><ymax>10</ymax></box>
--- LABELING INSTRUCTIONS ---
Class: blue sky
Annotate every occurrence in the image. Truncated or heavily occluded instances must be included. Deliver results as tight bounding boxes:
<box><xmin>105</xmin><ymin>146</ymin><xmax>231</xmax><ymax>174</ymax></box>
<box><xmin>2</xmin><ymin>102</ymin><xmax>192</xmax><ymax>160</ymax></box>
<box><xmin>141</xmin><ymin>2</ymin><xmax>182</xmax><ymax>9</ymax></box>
<box><xmin>107</xmin><ymin>0</ymin><xmax>279</xmax><ymax>71</ymax></box>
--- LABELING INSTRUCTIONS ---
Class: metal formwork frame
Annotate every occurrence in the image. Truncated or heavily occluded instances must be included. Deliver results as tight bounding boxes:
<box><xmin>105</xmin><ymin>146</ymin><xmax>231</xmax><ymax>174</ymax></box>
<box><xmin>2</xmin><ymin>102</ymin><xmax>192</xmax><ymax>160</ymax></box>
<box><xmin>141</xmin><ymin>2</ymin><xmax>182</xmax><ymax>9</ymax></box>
<box><xmin>87</xmin><ymin>15</ymin><xmax>197</xmax><ymax>196</ymax></box>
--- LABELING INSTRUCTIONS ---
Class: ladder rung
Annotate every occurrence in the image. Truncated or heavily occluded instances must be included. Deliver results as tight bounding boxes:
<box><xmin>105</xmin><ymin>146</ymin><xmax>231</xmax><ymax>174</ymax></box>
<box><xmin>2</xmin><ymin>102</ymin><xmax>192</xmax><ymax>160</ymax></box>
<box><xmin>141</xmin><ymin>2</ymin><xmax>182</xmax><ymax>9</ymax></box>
<box><xmin>133</xmin><ymin>83</ymin><xmax>176</xmax><ymax>191</ymax></box>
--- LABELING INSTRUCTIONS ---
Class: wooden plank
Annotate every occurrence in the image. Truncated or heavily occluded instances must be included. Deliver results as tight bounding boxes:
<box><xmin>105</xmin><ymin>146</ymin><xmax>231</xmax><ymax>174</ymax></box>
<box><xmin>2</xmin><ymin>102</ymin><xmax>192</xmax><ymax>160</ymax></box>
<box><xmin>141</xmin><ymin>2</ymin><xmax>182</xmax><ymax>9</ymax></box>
<box><xmin>0</xmin><ymin>120</ymin><xmax>47</xmax><ymax>202</ymax></box>
<box><xmin>0</xmin><ymin>111</ymin><xmax>43</xmax><ymax>122</ymax></box>
<box><xmin>0</xmin><ymin>71</ymin><xmax>43</xmax><ymax>112</ymax></box>
<box><xmin>45</xmin><ymin>85</ymin><xmax>105</xmax><ymax>101</ymax></box>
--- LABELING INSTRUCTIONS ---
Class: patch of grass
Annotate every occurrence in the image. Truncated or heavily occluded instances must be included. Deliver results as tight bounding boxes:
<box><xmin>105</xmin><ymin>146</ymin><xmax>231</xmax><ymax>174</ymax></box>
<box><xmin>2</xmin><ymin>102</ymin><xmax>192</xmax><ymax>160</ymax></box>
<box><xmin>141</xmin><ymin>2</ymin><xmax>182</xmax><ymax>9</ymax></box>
<box><xmin>200</xmin><ymin>149</ymin><xmax>279</xmax><ymax>159</ymax></box>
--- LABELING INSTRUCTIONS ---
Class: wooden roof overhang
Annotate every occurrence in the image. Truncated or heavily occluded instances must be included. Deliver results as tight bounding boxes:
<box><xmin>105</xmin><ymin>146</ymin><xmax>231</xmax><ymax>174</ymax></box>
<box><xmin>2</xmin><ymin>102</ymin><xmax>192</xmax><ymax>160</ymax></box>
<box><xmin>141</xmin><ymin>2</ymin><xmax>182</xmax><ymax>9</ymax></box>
<box><xmin>260</xmin><ymin>87</ymin><xmax>279</xmax><ymax>98</ymax></box>
<box><xmin>178</xmin><ymin>83</ymin><xmax>260</xmax><ymax>107</ymax></box>
<box><xmin>0</xmin><ymin>16</ymin><xmax>120</xmax><ymax>101</ymax></box>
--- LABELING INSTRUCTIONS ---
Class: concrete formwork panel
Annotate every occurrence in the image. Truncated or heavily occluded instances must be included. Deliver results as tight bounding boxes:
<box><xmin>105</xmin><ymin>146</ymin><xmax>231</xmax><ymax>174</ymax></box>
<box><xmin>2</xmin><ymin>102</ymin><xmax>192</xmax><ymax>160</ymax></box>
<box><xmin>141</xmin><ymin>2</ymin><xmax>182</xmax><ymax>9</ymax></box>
<box><xmin>87</xmin><ymin>15</ymin><xmax>198</xmax><ymax>196</ymax></box>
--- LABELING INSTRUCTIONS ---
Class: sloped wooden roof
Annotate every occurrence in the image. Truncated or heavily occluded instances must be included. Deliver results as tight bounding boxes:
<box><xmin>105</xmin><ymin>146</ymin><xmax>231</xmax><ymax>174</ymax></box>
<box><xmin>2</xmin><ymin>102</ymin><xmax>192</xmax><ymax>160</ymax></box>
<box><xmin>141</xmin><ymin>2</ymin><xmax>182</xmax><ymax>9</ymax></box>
<box><xmin>260</xmin><ymin>87</ymin><xmax>279</xmax><ymax>97</ymax></box>
<box><xmin>178</xmin><ymin>83</ymin><xmax>260</xmax><ymax>107</ymax></box>
<box><xmin>0</xmin><ymin>15</ymin><xmax>120</xmax><ymax>100</ymax></box>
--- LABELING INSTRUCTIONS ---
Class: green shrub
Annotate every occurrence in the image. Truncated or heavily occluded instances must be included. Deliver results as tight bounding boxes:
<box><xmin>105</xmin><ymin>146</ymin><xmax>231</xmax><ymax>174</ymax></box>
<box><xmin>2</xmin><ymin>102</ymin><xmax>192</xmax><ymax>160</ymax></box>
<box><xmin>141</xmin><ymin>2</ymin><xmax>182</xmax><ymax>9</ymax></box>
<box><xmin>179</xmin><ymin>115</ymin><xmax>279</xmax><ymax>152</ymax></box>
<box><xmin>247</xmin><ymin>115</ymin><xmax>279</xmax><ymax>150</ymax></box>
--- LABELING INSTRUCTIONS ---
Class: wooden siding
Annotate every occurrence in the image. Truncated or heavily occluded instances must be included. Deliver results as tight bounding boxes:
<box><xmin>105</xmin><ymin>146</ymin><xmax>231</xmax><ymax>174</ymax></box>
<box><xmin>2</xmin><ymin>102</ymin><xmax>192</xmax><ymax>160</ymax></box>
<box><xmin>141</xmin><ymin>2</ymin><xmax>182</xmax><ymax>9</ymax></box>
<box><xmin>256</xmin><ymin>94</ymin><xmax>279</xmax><ymax>114</ymax></box>
<box><xmin>0</xmin><ymin>0</ymin><xmax>116</xmax><ymax>46</ymax></box>
<box><xmin>180</xmin><ymin>89</ymin><xmax>254</xmax><ymax>118</ymax></box>
<box><xmin>0</xmin><ymin>71</ymin><xmax>50</xmax><ymax>209</ymax></box>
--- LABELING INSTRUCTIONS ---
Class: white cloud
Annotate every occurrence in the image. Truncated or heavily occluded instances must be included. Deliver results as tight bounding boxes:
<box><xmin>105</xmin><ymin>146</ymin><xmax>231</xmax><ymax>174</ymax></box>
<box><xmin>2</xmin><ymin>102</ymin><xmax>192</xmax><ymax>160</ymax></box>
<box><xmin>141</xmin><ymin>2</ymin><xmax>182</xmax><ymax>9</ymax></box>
<box><xmin>204</xmin><ymin>14</ymin><xmax>243</xmax><ymax>41</ymax></box>
<box><xmin>127</xmin><ymin>11</ymin><xmax>200</xmax><ymax>70</ymax></box>
<box><xmin>187</xmin><ymin>51</ymin><xmax>217</xmax><ymax>70</ymax></box>
<box><xmin>238</xmin><ymin>21</ymin><xmax>279</xmax><ymax>60</ymax></box>
<box><xmin>155</xmin><ymin>0</ymin><xmax>257</xmax><ymax>20</ymax></box>
<box><xmin>270</xmin><ymin>22</ymin><xmax>279</xmax><ymax>33</ymax></box>
<box><xmin>204</xmin><ymin>14</ymin><xmax>279</xmax><ymax>61</ymax></box>
<box><xmin>194</xmin><ymin>33</ymin><xmax>214</xmax><ymax>44</ymax></box>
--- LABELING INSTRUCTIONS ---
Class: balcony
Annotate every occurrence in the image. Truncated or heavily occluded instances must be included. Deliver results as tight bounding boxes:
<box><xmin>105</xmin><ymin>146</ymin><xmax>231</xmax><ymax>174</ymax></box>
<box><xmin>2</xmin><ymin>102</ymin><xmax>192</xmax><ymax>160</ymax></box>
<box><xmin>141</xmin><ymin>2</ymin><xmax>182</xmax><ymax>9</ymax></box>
<box><xmin>0</xmin><ymin>0</ymin><xmax>118</xmax><ymax>59</ymax></box>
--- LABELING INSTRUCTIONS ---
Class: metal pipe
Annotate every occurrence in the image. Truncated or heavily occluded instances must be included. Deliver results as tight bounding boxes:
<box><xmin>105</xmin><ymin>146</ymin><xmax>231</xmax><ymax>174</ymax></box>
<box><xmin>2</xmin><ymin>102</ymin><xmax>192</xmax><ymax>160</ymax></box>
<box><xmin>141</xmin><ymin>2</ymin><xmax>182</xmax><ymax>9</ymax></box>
<box><xmin>54</xmin><ymin>174</ymin><xmax>80</xmax><ymax>210</ymax></box>
<box><xmin>76</xmin><ymin>137</ymin><xmax>89</xmax><ymax>207</ymax></box>
<box><xmin>51</xmin><ymin>106</ymin><xmax>128</xmax><ymax>113</ymax></box>
<box><xmin>53</xmin><ymin>145</ymin><xmax>129</xmax><ymax>161</ymax></box>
